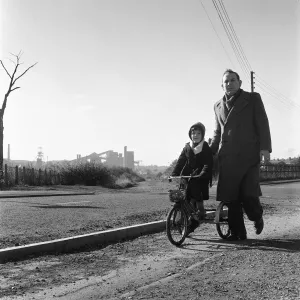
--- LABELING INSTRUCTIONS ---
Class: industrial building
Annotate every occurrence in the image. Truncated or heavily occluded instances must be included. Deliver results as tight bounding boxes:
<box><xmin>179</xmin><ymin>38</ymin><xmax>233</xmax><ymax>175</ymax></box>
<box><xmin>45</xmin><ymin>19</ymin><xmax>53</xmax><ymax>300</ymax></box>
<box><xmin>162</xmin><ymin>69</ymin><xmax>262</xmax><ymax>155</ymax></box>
<box><xmin>76</xmin><ymin>146</ymin><xmax>135</xmax><ymax>169</ymax></box>
<box><xmin>5</xmin><ymin>144</ymin><xmax>136</xmax><ymax>170</ymax></box>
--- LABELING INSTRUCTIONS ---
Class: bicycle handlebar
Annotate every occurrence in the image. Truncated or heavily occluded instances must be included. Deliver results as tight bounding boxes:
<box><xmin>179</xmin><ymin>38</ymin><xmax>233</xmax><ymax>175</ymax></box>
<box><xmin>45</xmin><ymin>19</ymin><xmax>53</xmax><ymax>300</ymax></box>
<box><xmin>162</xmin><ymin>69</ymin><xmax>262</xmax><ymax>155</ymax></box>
<box><xmin>168</xmin><ymin>175</ymin><xmax>202</xmax><ymax>182</ymax></box>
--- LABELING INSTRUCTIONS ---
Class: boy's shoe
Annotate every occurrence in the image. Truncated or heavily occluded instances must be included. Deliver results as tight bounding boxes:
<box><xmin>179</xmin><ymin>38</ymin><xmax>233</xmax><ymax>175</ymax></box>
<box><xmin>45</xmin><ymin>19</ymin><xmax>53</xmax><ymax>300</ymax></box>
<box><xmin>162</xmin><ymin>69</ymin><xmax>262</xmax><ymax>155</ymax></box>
<box><xmin>226</xmin><ymin>234</ymin><xmax>239</xmax><ymax>241</ymax></box>
<box><xmin>238</xmin><ymin>229</ymin><xmax>247</xmax><ymax>240</ymax></box>
<box><xmin>254</xmin><ymin>218</ymin><xmax>264</xmax><ymax>235</ymax></box>
<box><xmin>226</xmin><ymin>234</ymin><xmax>247</xmax><ymax>241</ymax></box>
<box><xmin>196</xmin><ymin>210</ymin><xmax>206</xmax><ymax>219</ymax></box>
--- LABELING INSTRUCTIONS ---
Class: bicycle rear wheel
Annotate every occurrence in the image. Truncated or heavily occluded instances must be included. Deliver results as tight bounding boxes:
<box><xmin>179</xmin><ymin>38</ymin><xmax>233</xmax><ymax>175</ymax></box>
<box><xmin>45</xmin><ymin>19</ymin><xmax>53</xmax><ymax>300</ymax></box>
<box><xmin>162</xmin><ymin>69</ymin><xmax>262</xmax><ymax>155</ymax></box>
<box><xmin>166</xmin><ymin>206</ymin><xmax>188</xmax><ymax>246</ymax></box>
<box><xmin>215</xmin><ymin>202</ymin><xmax>230</xmax><ymax>239</ymax></box>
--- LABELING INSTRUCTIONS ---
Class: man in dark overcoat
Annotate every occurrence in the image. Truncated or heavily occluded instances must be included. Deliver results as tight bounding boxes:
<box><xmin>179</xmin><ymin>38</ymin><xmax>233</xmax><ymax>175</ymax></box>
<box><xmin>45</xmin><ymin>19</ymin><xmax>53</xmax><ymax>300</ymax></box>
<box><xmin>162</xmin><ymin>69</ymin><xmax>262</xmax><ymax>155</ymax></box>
<box><xmin>210</xmin><ymin>69</ymin><xmax>272</xmax><ymax>240</ymax></box>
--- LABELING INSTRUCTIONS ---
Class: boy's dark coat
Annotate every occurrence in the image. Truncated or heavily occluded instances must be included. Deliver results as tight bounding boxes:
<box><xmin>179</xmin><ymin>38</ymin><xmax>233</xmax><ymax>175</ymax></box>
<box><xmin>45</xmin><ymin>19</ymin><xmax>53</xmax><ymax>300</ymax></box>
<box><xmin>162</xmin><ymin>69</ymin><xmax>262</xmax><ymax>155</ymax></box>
<box><xmin>172</xmin><ymin>141</ymin><xmax>213</xmax><ymax>200</ymax></box>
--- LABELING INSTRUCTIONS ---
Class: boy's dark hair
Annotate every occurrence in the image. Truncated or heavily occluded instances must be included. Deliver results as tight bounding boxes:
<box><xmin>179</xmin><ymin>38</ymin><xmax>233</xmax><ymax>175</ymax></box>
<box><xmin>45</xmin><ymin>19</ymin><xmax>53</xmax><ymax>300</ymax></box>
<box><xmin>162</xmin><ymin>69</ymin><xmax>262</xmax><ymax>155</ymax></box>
<box><xmin>222</xmin><ymin>69</ymin><xmax>240</xmax><ymax>81</ymax></box>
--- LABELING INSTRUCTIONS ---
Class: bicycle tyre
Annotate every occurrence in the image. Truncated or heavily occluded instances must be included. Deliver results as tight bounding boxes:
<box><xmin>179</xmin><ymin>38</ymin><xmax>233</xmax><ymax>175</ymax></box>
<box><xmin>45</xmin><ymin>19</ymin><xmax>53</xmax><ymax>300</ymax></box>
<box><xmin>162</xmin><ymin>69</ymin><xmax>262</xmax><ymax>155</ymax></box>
<box><xmin>166</xmin><ymin>206</ymin><xmax>188</xmax><ymax>246</ymax></box>
<box><xmin>215</xmin><ymin>201</ymin><xmax>230</xmax><ymax>239</ymax></box>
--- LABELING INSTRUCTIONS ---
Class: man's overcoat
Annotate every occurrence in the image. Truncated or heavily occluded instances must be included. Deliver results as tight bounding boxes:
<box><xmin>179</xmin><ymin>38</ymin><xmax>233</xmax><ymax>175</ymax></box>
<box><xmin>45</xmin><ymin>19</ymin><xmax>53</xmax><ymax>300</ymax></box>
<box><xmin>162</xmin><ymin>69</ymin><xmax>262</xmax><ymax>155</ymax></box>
<box><xmin>210</xmin><ymin>90</ymin><xmax>272</xmax><ymax>203</ymax></box>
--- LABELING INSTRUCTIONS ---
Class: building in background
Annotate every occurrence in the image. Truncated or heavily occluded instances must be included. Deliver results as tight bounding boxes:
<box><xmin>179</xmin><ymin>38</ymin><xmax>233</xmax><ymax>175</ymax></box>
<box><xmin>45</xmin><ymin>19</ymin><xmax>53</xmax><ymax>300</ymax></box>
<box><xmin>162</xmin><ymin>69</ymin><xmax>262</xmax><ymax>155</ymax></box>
<box><xmin>4</xmin><ymin>144</ymin><xmax>137</xmax><ymax>170</ymax></box>
<box><xmin>75</xmin><ymin>146</ymin><xmax>135</xmax><ymax>169</ymax></box>
<box><xmin>36</xmin><ymin>147</ymin><xmax>44</xmax><ymax>169</ymax></box>
<box><xmin>123</xmin><ymin>146</ymin><xmax>134</xmax><ymax>169</ymax></box>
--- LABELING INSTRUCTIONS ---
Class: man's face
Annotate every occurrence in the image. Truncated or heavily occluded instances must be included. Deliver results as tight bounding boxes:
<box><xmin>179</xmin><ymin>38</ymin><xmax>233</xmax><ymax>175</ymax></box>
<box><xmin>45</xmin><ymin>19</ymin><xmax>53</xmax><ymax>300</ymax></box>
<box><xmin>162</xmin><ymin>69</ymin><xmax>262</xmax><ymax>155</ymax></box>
<box><xmin>191</xmin><ymin>129</ymin><xmax>202</xmax><ymax>144</ymax></box>
<box><xmin>222</xmin><ymin>72</ymin><xmax>242</xmax><ymax>96</ymax></box>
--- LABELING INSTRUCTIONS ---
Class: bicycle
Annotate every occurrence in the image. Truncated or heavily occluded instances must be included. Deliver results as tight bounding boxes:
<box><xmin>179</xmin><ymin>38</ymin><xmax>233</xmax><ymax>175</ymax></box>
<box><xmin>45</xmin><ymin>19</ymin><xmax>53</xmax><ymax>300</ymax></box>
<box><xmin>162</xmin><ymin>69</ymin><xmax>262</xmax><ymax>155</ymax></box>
<box><xmin>166</xmin><ymin>175</ymin><xmax>230</xmax><ymax>246</ymax></box>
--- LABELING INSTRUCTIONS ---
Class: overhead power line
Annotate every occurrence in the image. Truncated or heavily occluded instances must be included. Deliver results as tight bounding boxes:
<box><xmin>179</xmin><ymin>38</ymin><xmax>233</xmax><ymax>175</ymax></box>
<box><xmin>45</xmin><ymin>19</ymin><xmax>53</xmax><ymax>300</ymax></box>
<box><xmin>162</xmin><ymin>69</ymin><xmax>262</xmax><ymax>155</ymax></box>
<box><xmin>255</xmin><ymin>83</ymin><xmax>294</xmax><ymax>111</ymax></box>
<box><xmin>199</xmin><ymin>0</ymin><xmax>235</xmax><ymax>67</ymax></box>
<box><xmin>211</xmin><ymin>0</ymin><xmax>252</xmax><ymax>81</ymax></box>
<box><xmin>217</xmin><ymin>0</ymin><xmax>252</xmax><ymax>72</ymax></box>
<box><xmin>211</xmin><ymin>0</ymin><xmax>248</xmax><ymax>78</ymax></box>
<box><xmin>255</xmin><ymin>75</ymin><xmax>300</xmax><ymax>110</ymax></box>
<box><xmin>256</xmin><ymin>74</ymin><xmax>300</xmax><ymax>109</ymax></box>
<box><xmin>200</xmin><ymin>0</ymin><xmax>297</xmax><ymax>113</ymax></box>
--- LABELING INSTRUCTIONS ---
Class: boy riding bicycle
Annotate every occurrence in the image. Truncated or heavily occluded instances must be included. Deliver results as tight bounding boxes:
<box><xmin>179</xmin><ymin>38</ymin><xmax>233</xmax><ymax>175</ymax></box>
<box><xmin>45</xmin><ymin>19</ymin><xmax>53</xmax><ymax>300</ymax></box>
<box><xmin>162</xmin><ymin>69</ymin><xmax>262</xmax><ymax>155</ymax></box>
<box><xmin>171</xmin><ymin>122</ymin><xmax>213</xmax><ymax>232</ymax></box>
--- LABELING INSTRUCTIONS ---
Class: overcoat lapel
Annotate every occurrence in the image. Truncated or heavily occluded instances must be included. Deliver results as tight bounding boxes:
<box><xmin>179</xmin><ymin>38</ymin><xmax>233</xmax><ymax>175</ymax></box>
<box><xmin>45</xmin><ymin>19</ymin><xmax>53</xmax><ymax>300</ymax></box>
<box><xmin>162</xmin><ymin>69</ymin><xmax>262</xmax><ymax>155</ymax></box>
<box><xmin>216</xmin><ymin>100</ymin><xmax>227</xmax><ymax>124</ymax></box>
<box><xmin>225</xmin><ymin>91</ymin><xmax>249</xmax><ymax>125</ymax></box>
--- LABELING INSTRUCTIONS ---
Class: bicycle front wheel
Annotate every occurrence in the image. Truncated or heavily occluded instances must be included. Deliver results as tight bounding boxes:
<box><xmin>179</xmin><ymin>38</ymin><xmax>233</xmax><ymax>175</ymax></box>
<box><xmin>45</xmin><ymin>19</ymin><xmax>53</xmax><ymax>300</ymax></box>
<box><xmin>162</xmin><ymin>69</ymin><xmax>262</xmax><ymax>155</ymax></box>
<box><xmin>215</xmin><ymin>201</ymin><xmax>230</xmax><ymax>239</ymax></box>
<box><xmin>166</xmin><ymin>206</ymin><xmax>188</xmax><ymax>246</ymax></box>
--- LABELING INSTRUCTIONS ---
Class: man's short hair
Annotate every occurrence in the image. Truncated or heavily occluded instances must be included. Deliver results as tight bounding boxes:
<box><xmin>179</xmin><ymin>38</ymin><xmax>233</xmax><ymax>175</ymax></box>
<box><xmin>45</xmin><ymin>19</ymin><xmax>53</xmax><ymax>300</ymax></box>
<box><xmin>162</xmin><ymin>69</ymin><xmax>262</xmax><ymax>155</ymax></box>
<box><xmin>222</xmin><ymin>69</ymin><xmax>240</xmax><ymax>81</ymax></box>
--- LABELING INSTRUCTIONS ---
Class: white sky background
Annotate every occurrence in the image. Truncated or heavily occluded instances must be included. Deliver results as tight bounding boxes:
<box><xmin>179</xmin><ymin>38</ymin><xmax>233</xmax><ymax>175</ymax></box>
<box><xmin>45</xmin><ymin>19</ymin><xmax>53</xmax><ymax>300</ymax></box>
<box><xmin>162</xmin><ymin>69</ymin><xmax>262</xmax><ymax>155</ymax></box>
<box><xmin>0</xmin><ymin>0</ymin><xmax>299</xmax><ymax>165</ymax></box>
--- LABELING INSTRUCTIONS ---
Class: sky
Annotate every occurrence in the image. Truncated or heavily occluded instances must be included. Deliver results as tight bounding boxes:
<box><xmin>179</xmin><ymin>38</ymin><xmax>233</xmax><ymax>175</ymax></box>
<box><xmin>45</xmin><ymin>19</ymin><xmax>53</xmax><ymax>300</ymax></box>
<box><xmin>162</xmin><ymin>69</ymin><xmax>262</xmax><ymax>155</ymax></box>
<box><xmin>0</xmin><ymin>0</ymin><xmax>299</xmax><ymax>166</ymax></box>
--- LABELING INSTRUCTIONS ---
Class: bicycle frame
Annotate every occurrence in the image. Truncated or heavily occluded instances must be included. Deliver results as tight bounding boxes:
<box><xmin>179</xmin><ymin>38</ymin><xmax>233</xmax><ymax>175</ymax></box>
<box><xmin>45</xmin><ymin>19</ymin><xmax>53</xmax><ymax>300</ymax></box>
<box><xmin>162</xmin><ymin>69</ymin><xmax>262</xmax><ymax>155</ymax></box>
<box><xmin>166</xmin><ymin>175</ymin><xmax>230</xmax><ymax>246</ymax></box>
<box><xmin>168</xmin><ymin>175</ymin><xmax>202</xmax><ymax>220</ymax></box>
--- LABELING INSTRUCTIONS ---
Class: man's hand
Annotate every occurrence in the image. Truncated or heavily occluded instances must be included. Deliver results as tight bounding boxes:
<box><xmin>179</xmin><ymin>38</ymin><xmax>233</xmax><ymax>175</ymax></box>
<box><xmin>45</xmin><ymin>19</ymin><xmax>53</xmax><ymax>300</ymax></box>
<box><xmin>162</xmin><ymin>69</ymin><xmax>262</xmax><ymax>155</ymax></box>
<box><xmin>260</xmin><ymin>150</ymin><xmax>270</xmax><ymax>162</ymax></box>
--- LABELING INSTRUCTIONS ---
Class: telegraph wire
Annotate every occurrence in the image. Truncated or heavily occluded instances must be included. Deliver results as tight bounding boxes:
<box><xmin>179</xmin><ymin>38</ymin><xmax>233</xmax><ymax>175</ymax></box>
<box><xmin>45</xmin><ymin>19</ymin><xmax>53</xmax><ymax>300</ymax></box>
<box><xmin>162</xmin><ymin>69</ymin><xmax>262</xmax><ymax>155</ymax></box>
<box><xmin>255</xmin><ymin>74</ymin><xmax>300</xmax><ymax>109</ymax></box>
<box><xmin>255</xmin><ymin>84</ymin><xmax>291</xmax><ymax>111</ymax></box>
<box><xmin>254</xmin><ymin>85</ymin><xmax>287</xmax><ymax>111</ymax></box>
<box><xmin>255</xmin><ymin>79</ymin><xmax>297</xmax><ymax>108</ymax></box>
<box><xmin>217</xmin><ymin>0</ymin><xmax>252</xmax><ymax>72</ymax></box>
<box><xmin>210</xmin><ymin>0</ymin><xmax>297</xmax><ymax>110</ymax></box>
<box><xmin>211</xmin><ymin>0</ymin><xmax>248</xmax><ymax>75</ymax></box>
<box><xmin>211</xmin><ymin>0</ymin><xmax>251</xmax><ymax>83</ymax></box>
<box><xmin>199</xmin><ymin>1</ymin><xmax>296</xmax><ymax>113</ymax></box>
<box><xmin>255</xmin><ymin>82</ymin><xmax>297</xmax><ymax>111</ymax></box>
<box><xmin>199</xmin><ymin>0</ymin><xmax>235</xmax><ymax>67</ymax></box>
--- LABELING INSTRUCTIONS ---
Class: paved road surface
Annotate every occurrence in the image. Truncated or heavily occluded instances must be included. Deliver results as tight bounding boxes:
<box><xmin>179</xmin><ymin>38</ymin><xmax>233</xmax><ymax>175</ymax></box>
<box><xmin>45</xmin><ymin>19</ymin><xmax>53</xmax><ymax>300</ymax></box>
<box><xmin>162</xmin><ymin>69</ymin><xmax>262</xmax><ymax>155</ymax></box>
<box><xmin>0</xmin><ymin>181</ymin><xmax>299</xmax><ymax>248</ymax></box>
<box><xmin>1</xmin><ymin>181</ymin><xmax>299</xmax><ymax>299</ymax></box>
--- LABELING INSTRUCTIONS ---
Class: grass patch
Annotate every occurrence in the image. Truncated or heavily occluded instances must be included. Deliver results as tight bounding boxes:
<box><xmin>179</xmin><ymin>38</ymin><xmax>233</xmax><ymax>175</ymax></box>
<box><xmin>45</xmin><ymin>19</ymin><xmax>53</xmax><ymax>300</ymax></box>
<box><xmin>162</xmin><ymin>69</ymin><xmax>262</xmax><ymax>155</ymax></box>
<box><xmin>2</xmin><ymin>161</ymin><xmax>145</xmax><ymax>190</ymax></box>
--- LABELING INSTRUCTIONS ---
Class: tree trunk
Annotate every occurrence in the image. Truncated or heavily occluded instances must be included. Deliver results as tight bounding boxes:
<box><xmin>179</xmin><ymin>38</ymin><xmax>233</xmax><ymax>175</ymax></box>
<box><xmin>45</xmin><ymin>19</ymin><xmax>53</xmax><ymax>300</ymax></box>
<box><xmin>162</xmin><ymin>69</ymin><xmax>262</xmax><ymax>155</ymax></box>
<box><xmin>0</xmin><ymin>118</ymin><xmax>4</xmax><ymax>188</ymax></box>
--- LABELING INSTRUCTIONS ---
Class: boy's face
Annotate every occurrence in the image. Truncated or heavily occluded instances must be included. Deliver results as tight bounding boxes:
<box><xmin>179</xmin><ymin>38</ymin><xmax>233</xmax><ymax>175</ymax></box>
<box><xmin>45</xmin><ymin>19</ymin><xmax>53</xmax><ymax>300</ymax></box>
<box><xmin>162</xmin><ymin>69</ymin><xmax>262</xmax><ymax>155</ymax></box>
<box><xmin>191</xmin><ymin>129</ymin><xmax>202</xmax><ymax>144</ymax></box>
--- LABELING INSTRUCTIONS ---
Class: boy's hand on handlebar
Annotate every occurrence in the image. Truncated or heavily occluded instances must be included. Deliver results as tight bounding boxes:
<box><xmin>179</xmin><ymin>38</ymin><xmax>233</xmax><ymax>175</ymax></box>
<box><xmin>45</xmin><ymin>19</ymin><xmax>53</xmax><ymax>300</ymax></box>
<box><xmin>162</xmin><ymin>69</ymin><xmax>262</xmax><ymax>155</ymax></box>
<box><xmin>168</xmin><ymin>177</ymin><xmax>172</xmax><ymax>182</ymax></box>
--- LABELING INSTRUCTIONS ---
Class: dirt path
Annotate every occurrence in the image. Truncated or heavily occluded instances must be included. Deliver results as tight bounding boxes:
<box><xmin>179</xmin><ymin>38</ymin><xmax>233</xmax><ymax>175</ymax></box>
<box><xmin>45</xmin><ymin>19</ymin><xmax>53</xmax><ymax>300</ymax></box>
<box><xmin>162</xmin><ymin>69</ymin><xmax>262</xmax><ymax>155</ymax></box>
<box><xmin>1</xmin><ymin>182</ymin><xmax>300</xmax><ymax>300</ymax></box>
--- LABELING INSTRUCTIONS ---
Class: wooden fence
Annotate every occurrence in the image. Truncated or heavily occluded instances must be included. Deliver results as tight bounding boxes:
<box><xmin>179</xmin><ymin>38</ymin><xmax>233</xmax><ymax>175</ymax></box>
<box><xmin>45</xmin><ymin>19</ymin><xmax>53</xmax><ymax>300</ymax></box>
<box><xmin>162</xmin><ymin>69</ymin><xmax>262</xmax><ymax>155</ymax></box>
<box><xmin>3</xmin><ymin>164</ymin><xmax>62</xmax><ymax>187</ymax></box>
<box><xmin>260</xmin><ymin>163</ymin><xmax>300</xmax><ymax>181</ymax></box>
<box><xmin>1</xmin><ymin>163</ymin><xmax>300</xmax><ymax>188</ymax></box>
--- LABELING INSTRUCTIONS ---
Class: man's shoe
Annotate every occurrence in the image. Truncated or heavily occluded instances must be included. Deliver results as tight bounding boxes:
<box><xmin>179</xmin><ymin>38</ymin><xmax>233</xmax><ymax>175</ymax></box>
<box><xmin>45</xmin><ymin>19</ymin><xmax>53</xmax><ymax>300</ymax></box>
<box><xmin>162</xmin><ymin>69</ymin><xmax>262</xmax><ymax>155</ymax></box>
<box><xmin>254</xmin><ymin>218</ymin><xmax>264</xmax><ymax>235</ymax></box>
<box><xmin>238</xmin><ymin>229</ymin><xmax>247</xmax><ymax>240</ymax></box>
<box><xmin>239</xmin><ymin>234</ymin><xmax>247</xmax><ymax>240</ymax></box>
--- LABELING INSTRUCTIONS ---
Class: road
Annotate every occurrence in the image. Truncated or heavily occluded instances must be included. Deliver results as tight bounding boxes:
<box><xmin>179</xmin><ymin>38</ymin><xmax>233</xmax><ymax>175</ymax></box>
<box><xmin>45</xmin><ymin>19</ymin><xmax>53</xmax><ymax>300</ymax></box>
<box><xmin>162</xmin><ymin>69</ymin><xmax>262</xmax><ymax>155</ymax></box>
<box><xmin>0</xmin><ymin>182</ymin><xmax>171</xmax><ymax>248</ymax></box>
<box><xmin>0</xmin><ymin>181</ymin><xmax>298</xmax><ymax>231</ymax></box>
<box><xmin>0</xmin><ymin>180</ymin><xmax>299</xmax><ymax>247</ymax></box>
<box><xmin>0</xmin><ymin>181</ymin><xmax>300</xmax><ymax>299</ymax></box>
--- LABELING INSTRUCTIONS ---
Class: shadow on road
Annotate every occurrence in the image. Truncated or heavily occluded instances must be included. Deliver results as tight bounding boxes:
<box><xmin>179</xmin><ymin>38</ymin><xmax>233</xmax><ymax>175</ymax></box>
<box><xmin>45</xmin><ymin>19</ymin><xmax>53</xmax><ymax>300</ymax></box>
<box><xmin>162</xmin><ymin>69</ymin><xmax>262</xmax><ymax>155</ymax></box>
<box><xmin>183</xmin><ymin>236</ymin><xmax>300</xmax><ymax>253</ymax></box>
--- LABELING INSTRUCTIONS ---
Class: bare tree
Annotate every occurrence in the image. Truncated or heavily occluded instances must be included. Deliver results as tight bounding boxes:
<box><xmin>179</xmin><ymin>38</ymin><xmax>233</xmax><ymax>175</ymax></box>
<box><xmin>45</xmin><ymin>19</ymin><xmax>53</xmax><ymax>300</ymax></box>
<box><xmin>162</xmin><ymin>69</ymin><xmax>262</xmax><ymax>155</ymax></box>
<box><xmin>0</xmin><ymin>51</ymin><xmax>37</xmax><ymax>185</ymax></box>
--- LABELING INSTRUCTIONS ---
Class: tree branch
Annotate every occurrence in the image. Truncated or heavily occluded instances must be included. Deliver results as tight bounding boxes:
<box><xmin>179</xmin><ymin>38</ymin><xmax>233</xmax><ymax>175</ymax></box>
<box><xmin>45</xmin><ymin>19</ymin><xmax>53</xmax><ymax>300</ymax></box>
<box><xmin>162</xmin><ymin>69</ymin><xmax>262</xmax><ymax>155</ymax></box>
<box><xmin>10</xmin><ymin>87</ymin><xmax>20</xmax><ymax>92</ymax></box>
<box><xmin>10</xmin><ymin>62</ymin><xmax>20</xmax><ymax>83</ymax></box>
<box><xmin>13</xmin><ymin>62</ymin><xmax>38</xmax><ymax>85</ymax></box>
<box><xmin>0</xmin><ymin>52</ymin><xmax>37</xmax><ymax>116</ymax></box>
<box><xmin>0</xmin><ymin>60</ymin><xmax>11</xmax><ymax>78</ymax></box>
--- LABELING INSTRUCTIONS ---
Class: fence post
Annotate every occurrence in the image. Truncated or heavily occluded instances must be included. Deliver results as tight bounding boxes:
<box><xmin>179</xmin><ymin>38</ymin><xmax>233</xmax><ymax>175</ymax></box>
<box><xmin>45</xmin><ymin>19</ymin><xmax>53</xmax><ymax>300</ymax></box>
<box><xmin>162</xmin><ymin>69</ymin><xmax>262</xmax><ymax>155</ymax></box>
<box><xmin>31</xmin><ymin>168</ymin><xmax>34</xmax><ymax>185</ymax></box>
<box><xmin>15</xmin><ymin>166</ymin><xmax>19</xmax><ymax>185</ymax></box>
<box><xmin>23</xmin><ymin>167</ymin><xmax>26</xmax><ymax>184</ymax></box>
<box><xmin>38</xmin><ymin>169</ymin><xmax>42</xmax><ymax>185</ymax></box>
<box><xmin>44</xmin><ymin>169</ymin><xmax>47</xmax><ymax>185</ymax></box>
<box><xmin>5</xmin><ymin>164</ymin><xmax>8</xmax><ymax>186</ymax></box>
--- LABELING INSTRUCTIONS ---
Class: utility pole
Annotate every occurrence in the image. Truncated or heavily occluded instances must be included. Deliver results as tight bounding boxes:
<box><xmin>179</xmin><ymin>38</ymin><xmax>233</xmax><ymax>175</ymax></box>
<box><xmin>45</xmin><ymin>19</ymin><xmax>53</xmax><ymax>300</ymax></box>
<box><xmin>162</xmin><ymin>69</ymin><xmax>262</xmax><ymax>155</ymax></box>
<box><xmin>251</xmin><ymin>71</ymin><xmax>255</xmax><ymax>92</ymax></box>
